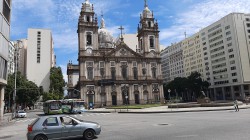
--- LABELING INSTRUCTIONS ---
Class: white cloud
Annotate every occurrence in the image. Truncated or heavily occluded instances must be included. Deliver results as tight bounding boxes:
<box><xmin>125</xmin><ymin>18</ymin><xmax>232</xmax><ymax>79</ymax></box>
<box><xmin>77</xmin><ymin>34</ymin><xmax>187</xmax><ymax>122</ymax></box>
<box><xmin>160</xmin><ymin>0</ymin><xmax>250</xmax><ymax>46</ymax></box>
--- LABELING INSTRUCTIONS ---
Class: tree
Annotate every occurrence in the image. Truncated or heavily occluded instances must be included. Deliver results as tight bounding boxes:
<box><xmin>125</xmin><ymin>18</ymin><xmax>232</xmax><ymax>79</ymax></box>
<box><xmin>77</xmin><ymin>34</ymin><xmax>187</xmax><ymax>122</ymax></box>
<box><xmin>48</xmin><ymin>67</ymin><xmax>65</xmax><ymax>100</ymax></box>
<box><xmin>5</xmin><ymin>72</ymin><xmax>41</xmax><ymax>108</ymax></box>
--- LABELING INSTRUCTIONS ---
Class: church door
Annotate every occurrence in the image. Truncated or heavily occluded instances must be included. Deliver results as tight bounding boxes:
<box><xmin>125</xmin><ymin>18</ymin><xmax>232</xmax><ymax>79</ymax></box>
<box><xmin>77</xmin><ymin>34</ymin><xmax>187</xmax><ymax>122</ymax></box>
<box><xmin>135</xmin><ymin>94</ymin><xmax>140</xmax><ymax>104</ymax></box>
<box><xmin>112</xmin><ymin>95</ymin><xmax>117</xmax><ymax>105</ymax></box>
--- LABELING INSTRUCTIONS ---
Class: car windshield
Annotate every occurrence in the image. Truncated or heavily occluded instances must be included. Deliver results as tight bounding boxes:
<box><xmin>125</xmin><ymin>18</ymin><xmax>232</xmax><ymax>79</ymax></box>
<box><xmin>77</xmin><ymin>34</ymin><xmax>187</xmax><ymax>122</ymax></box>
<box><xmin>18</xmin><ymin>110</ymin><xmax>25</xmax><ymax>113</ymax></box>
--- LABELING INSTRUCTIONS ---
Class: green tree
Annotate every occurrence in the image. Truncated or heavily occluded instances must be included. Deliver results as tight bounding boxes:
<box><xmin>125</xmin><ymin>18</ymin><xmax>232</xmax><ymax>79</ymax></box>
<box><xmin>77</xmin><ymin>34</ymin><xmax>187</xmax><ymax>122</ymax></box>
<box><xmin>5</xmin><ymin>72</ymin><xmax>41</xmax><ymax>107</ymax></box>
<box><xmin>48</xmin><ymin>67</ymin><xmax>65</xmax><ymax>100</ymax></box>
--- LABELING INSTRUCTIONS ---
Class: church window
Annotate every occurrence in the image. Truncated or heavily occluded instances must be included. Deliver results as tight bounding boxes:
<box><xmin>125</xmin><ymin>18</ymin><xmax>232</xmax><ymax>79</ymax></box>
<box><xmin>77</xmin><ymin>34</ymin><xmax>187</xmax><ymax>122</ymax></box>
<box><xmin>133</xmin><ymin>67</ymin><xmax>138</xmax><ymax>80</ymax></box>
<box><xmin>121</xmin><ymin>62</ymin><xmax>128</xmax><ymax>79</ymax></box>
<box><xmin>86</xmin><ymin>62</ymin><xmax>94</xmax><ymax>80</ymax></box>
<box><xmin>148</xmin><ymin>21</ymin><xmax>151</xmax><ymax>28</ymax></box>
<box><xmin>100</xmin><ymin>61</ymin><xmax>105</xmax><ymax>78</ymax></box>
<box><xmin>86</xmin><ymin>32</ymin><xmax>92</xmax><ymax>45</ymax></box>
<box><xmin>111</xmin><ymin>67</ymin><xmax>116</xmax><ymax>80</ymax></box>
<box><xmin>87</xmin><ymin>16</ymin><xmax>90</xmax><ymax>22</ymax></box>
<box><xmin>151</xmin><ymin>62</ymin><xmax>157</xmax><ymax>79</ymax></box>
<box><xmin>140</xmin><ymin>39</ymin><xmax>143</xmax><ymax>51</ymax></box>
<box><xmin>149</xmin><ymin>36</ymin><xmax>155</xmax><ymax>48</ymax></box>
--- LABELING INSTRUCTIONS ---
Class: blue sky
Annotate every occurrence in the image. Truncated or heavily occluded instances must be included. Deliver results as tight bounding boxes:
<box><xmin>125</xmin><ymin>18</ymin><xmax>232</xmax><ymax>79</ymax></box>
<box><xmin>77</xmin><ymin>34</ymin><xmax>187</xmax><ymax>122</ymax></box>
<box><xmin>10</xmin><ymin>0</ymin><xmax>250</xmax><ymax>81</ymax></box>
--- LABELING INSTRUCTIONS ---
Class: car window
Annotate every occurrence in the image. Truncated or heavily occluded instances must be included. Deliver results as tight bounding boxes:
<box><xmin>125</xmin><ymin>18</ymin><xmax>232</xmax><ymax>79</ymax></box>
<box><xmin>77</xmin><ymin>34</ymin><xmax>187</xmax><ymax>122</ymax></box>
<box><xmin>18</xmin><ymin>111</ymin><xmax>25</xmax><ymax>113</ymax></box>
<box><xmin>61</xmin><ymin>117</ymin><xmax>74</xmax><ymax>125</ymax></box>
<box><xmin>43</xmin><ymin>117</ymin><xmax>59</xmax><ymax>126</ymax></box>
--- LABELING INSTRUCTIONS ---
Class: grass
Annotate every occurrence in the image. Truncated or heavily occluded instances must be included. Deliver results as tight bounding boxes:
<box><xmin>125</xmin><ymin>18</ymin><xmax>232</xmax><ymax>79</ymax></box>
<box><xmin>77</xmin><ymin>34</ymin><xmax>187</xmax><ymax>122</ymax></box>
<box><xmin>106</xmin><ymin>104</ymin><xmax>163</xmax><ymax>109</ymax></box>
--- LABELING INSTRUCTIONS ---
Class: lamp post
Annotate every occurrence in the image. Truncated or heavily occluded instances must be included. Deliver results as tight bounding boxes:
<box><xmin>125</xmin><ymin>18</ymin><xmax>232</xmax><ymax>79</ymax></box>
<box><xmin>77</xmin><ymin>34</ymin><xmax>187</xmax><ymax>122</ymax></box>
<box><xmin>12</xmin><ymin>40</ymin><xmax>23</xmax><ymax>119</ymax></box>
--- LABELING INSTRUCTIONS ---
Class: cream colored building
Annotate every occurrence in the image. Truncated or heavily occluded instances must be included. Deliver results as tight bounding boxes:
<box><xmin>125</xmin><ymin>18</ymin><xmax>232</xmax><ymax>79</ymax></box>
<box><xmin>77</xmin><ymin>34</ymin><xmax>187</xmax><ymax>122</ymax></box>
<box><xmin>68</xmin><ymin>0</ymin><xmax>164</xmax><ymax>107</ymax></box>
<box><xmin>161</xmin><ymin>13</ymin><xmax>250</xmax><ymax>101</ymax></box>
<box><xmin>182</xmin><ymin>33</ymin><xmax>204</xmax><ymax>79</ymax></box>
<box><xmin>26</xmin><ymin>29</ymin><xmax>55</xmax><ymax>92</ymax></box>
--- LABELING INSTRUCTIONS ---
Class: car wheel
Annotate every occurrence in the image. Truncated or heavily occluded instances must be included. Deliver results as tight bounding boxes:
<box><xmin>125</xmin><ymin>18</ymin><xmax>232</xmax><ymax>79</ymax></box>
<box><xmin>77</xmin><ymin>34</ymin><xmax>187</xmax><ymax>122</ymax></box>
<box><xmin>34</xmin><ymin>134</ymin><xmax>48</xmax><ymax>140</ymax></box>
<box><xmin>83</xmin><ymin>129</ymin><xmax>95</xmax><ymax>140</ymax></box>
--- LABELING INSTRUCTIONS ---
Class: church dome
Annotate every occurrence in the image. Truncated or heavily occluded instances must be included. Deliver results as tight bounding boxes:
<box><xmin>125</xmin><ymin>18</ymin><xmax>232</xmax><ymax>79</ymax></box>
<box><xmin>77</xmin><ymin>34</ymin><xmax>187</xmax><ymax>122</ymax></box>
<box><xmin>98</xmin><ymin>17</ymin><xmax>115</xmax><ymax>48</ymax></box>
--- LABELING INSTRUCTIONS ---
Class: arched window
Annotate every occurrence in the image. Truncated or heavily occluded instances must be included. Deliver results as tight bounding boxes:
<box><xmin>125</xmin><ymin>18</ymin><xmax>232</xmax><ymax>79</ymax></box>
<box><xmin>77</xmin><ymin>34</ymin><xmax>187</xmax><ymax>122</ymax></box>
<box><xmin>86</xmin><ymin>32</ymin><xmax>92</xmax><ymax>45</ymax></box>
<box><xmin>86</xmin><ymin>16</ymin><xmax>90</xmax><ymax>22</ymax></box>
<box><xmin>148</xmin><ymin>21</ymin><xmax>151</xmax><ymax>27</ymax></box>
<box><xmin>152</xmin><ymin>67</ymin><xmax>157</xmax><ymax>79</ymax></box>
<box><xmin>149</xmin><ymin>36</ymin><xmax>154</xmax><ymax>48</ymax></box>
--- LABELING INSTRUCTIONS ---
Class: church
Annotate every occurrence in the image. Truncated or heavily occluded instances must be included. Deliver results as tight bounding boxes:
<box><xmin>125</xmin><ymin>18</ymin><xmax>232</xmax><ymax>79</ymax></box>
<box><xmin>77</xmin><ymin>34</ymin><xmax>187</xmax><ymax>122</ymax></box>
<box><xmin>67</xmin><ymin>0</ymin><xmax>164</xmax><ymax>107</ymax></box>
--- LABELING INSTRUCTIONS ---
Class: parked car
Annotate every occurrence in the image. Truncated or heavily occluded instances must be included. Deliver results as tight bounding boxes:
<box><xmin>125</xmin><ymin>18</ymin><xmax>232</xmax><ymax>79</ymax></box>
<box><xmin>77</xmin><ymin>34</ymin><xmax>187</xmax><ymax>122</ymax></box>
<box><xmin>27</xmin><ymin>115</ymin><xmax>101</xmax><ymax>140</ymax></box>
<box><xmin>16</xmin><ymin>110</ymin><xmax>27</xmax><ymax>118</ymax></box>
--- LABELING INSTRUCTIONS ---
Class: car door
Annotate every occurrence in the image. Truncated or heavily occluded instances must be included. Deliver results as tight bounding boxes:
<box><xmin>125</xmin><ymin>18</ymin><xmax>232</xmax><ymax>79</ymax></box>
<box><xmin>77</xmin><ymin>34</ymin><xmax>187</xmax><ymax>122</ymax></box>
<box><xmin>42</xmin><ymin>117</ymin><xmax>62</xmax><ymax>139</ymax></box>
<box><xmin>61</xmin><ymin>117</ymin><xmax>83</xmax><ymax>138</ymax></box>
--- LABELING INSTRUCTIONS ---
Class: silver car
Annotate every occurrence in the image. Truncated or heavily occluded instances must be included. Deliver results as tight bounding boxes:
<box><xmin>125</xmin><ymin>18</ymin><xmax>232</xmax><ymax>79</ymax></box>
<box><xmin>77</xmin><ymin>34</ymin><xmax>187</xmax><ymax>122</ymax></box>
<box><xmin>27</xmin><ymin>115</ymin><xmax>101</xmax><ymax>140</ymax></box>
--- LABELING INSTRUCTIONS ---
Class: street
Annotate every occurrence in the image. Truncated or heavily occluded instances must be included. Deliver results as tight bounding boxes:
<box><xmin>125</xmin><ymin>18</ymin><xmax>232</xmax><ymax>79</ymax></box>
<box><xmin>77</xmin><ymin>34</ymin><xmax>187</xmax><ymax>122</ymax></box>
<box><xmin>0</xmin><ymin>109</ymin><xmax>250</xmax><ymax>140</ymax></box>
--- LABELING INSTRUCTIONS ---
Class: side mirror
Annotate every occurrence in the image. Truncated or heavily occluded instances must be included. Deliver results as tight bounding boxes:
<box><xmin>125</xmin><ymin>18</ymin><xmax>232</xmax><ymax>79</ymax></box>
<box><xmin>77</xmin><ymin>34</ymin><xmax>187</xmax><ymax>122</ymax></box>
<box><xmin>72</xmin><ymin>120</ymin><xmax>78</xmax><ymax>125</ymax></box>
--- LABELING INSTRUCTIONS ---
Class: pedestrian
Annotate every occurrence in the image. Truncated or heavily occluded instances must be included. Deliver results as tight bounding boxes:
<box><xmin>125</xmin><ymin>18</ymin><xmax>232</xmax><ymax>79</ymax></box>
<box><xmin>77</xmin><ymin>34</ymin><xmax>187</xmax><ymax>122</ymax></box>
<box><xmin>234</xmin><ymin>100</ymin><xmax>239</xmax><ymax>112</ymax></box>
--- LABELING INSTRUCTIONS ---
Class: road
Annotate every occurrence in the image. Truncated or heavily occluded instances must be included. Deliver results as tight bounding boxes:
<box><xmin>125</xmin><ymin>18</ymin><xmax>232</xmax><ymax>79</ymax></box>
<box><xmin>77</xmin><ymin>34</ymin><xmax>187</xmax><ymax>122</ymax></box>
<box><xmin>0</xmin><ymin>109</ymin><xmax>250</xmax><ymax>140</ymax></box>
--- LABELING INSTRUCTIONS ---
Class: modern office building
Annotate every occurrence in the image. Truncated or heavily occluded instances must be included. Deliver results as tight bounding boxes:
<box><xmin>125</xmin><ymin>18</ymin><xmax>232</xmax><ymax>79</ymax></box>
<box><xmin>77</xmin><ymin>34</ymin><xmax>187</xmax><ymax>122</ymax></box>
<box><xmin>0</xmin><ymin>0</ymin><xmax>11</xmax><ymax>119</ymax></box>
<box><xmin>8</xmin><ymin>41</ymin><xmax>15</xmax><ymax>74</ymax></box>
<box><xmin>26</xmin><ymin>29</ymin><xmax>55</xmax><ymax>92</ymax></box>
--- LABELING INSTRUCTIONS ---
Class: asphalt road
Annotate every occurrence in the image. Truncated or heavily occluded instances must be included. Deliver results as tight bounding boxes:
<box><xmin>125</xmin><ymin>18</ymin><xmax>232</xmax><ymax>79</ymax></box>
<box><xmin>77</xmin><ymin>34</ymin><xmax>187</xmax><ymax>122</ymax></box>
<box><xmin>0</xmin><ymin>109</ymin><xmax>250</xmax><ymax>140</ymax></box>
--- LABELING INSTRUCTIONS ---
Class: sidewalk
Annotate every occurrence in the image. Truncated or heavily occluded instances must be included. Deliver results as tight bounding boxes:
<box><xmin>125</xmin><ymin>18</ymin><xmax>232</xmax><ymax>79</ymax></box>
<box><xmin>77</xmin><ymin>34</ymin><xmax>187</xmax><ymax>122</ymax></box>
<box><xmin>86</xmin><ymin>104</ymin><xmax>250</xmax><ymax>113</ymax></box>
<box><xmin>0</xmin><ymin>113</ymin><xmax>13</xmax><ymax>126</ymax></box>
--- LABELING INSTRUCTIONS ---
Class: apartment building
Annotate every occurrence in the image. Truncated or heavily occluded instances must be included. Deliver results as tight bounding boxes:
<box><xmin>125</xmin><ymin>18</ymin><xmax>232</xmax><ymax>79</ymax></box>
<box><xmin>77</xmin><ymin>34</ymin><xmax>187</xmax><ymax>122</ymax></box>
<box><xmin>161</xmin><ymin>13</ymin><xmax>250</xmax><ymax>101</ymax></box>
<box><xmin>182</xmin><ymin>33</ymin><xmax>204</xmax><ymax>78</ymax></box>
<box><xmin>201</xmin><ymin>13</ymin><xmax>250</xmax><ymax>100</ymax></box>
<box><xmin>161</xmin><ymin>46</ymin><xmax>170</xmax><ymax>83</ymax></box>
<box><xmin>26</xmin><ymin>29</ymin><xmax>55</xmax><ymax>92</ymax></box>
<box><xmin>0</xmin><ymin>0</ymin><xmax>11</xmax><ymax>119</ymax></box>
<box><xmin>8</xmin><ymin>42</ymin><xmax>14</xmax><ymax>74</ymax></box>
<box><xmin>168</xmin><ymin>42</ymin><xmax>184</xmax><ymax>81</ymax></box>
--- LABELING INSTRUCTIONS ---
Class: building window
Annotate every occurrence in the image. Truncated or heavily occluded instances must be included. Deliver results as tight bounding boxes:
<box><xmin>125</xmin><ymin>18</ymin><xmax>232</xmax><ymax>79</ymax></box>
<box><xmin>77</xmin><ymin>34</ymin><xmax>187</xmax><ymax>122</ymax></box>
<box><xmin>247</xmin><ymin>23</ymin><xmax>250</xmax><ymax>27</ymax></box>
<box><xmin>3</xmin><ymin>0</ymin><xmax>11</xmax><ymax>22</ymax></box>
<box><xmin>230</xmin><ymin>60</ymin><xmax>235</xmax><ymax>64</ymax></box>
<box><xmin>229</xmin><ymin>54</ymin><xmax>234</xmax><ymax>58</ymax></box>
<box><xmin>228</xmin><ymin>48</ymin><xmax>233</xmax><ymax>53</ymax></box>
<box><xmin>86</xmin><ymin>62</ymin><xmax>94</xmax><ymax>80</ymax></box>
<box><xmin>121</xmin><ymin>62</ymin><xmax>128</xmax><ymax>79</ymax></box>
<box><xmin>86</xmin><ymin>32</ymin><xmax>92</xmax><ymax>45</ymax></box>
<box><xmin>0</xmin><ymin>57</ymin><xmax>8</xmax><ymax>80</ymax></box>
<box><xmin>232</xmin><ymin>73</ymin><xmax>237</xmax><ymax>76</ymax></box>
<box><xmin>225</xmin><ymin>25</ymin><xmax>230</xmax><ymax>30</ymax></box>
<box><xmin>227</xmin><ymin>43</ymin><xmax>232</xmax><ymax>47</ymax></box>
<box><xmin>133</xmin><ymin>68</ymin><xmax>138</xmax><ymax>80</ymax></box>
<box><xmin>111</xmin><ymin>67</ymin><xmax>116</xmax><ymax>80</ymax></box>
<box><xmin>226</xmin><ymin>31</ymin><xmax>231</xmax><ymax>35</ymax></box>
<box><xmin>233</xmin><ymin>79</ymin><xmax>238</xmax><ymax>82</ymax></box>
<box><xmin>231</xmin><ymin>66</ymin><xmax>236</xmax><ymax>70</ymax></box>
<box><xmin>227</xmin><ymin>37</ymin><xmax>232</xmax><ymax>41</ymax></box>
<box><xmin>149</xmin><ymin>36</ymin><xmax>155</xmax><ymax>48</ymax></box>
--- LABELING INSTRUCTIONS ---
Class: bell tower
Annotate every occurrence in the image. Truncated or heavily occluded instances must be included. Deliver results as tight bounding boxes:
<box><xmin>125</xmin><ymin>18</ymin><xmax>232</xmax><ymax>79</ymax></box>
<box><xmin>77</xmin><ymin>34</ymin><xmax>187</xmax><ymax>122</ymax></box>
<box><xmin>78</xmin><ymin>0</ymin><xmax>98</xmax><ymax>53</ymax></box>
<box><xmin>137</xmin><ymin>0</ymin><xmax>160</xmax><ymax>54</ymax></box>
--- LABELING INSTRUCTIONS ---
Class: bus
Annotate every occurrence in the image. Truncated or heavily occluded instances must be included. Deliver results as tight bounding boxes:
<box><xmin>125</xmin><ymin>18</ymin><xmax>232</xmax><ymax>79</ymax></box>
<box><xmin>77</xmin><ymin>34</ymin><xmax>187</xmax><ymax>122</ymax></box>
<box><xmin>61</xmin><ymin>99</ymin><xmax>86</xmax><ymax>114</ymax></box>
<box><xmin>43</xmin><ymin>100</ymin><xmax>63</xmax><ymax>115</ymax></box>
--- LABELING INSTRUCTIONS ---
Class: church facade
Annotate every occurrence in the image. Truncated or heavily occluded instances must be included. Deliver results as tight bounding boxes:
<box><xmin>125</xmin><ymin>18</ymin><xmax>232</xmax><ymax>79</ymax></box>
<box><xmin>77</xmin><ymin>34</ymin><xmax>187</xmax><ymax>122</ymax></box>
<box><xmin>68</xmin><ymin>0</ymin><xmax>164</xmax><ymax>107</ymax></box>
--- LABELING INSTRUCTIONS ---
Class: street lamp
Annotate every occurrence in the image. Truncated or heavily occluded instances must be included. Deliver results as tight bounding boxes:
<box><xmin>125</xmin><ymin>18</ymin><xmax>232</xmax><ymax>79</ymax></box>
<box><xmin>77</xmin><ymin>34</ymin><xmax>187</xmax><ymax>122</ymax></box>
<box><xmin>12</xmin><ymin>40</ymin><xmax>23</xmax><ymax>119</ymax></box>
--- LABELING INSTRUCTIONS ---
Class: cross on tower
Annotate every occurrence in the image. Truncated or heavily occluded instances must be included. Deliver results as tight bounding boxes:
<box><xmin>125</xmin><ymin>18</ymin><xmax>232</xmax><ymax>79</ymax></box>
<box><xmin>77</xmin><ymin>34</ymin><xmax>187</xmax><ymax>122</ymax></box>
<box><xmin>118</xmin><ymin>25</ymin><xmax>124</xmax><ymax>42</ymax></box>
<box><xmin>144</xmin><ymin>0</ymin><xmax>148</xmax><ymax>7</ymax></box>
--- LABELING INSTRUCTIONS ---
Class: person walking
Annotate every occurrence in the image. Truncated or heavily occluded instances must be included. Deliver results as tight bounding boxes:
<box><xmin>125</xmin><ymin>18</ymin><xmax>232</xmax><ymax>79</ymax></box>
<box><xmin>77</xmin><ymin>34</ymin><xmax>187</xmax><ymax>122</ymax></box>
<box><xmin>234</xmin><ymin>100</ymin><xmax>239</xmax><ymax>112</ymax></box>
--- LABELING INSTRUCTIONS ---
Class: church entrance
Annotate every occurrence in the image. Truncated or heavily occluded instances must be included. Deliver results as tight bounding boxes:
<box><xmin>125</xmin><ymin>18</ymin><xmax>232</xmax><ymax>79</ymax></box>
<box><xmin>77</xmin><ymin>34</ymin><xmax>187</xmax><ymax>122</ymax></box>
<box><xmin>112</xmin><ymin>95</ymin><xmax>117</xmax><ymax>105</ymax></box>
<box><xmin>87</xmin><ymin>91</ymin><xmax>95</xmax><ymax>109</ymax></box>
<box><xmin>134</xmin><ymin>92</ymin><xmax>140</xmax><ymax>104</ymax></box>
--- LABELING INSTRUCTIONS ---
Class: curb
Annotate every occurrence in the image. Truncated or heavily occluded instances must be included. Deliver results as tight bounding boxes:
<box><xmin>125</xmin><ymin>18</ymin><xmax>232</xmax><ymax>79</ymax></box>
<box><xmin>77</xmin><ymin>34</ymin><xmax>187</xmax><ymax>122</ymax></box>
<box><xmin>85</xmin><ymin>106</ymin><xmax>250</xmax><ymax>114</ymax></box>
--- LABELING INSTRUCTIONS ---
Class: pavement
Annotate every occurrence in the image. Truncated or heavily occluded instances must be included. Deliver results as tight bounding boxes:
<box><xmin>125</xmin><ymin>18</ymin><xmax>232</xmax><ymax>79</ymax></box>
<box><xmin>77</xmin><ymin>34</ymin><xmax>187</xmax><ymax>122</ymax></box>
<box><xmin>1</xmin><ymin>104</ymin><xmax>250</xmax><ymax>126</ymax></box>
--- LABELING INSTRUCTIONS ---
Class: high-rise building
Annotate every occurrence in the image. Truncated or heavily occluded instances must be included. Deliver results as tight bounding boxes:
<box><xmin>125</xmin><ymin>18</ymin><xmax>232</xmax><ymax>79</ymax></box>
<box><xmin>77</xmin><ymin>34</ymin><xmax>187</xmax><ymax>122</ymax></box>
<box><xmin>160</xmin><ymin>46</ymin><xmax>170</xmax><ymax>83</ymax></box>
<box><xmin>8</xmin><ymin>42</ymin><xmax>15</xmax><ymax>74</ymax></box>
<box><xmin>26</xmin><ymin>29</ymin><xmax>55</xmax><ymax>92</ymax></box>
<box><xmin>161</xmin><ymin>13</ymin><xmax>250</xmax><ymax>101</ymax></box>
<box><xmin>0</xmin><ymin>0</ymin><xmax>11</xmax><ymax>119</ymax></box>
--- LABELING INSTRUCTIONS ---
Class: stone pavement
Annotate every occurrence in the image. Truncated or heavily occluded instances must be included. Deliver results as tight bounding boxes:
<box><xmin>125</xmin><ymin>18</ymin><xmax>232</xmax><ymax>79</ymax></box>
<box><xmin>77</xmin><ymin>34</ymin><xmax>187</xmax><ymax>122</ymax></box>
<box><xmin>86</xmin><ymin>104</ymin><xmax>250</xmax><ymax>113</ymax></box>
<box><xmin>0</xmin><ymin>113</ymin><xmax>13</xmax><ymax>127</ymax></box>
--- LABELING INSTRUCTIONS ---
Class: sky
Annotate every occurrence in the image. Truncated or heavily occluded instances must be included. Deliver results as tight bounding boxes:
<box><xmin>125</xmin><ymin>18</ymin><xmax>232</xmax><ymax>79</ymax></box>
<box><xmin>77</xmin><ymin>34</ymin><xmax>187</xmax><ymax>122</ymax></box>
<box><xmin>10</xmin><ymin>0</ymin><xmax>250</xmax><ymax>82</ymax></box>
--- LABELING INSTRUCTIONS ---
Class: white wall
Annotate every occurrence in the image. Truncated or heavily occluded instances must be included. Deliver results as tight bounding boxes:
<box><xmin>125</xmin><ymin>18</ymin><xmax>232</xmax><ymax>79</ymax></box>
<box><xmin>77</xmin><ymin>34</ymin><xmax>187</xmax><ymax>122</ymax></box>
<box><xmin>26</xmin><ymin>29</ymin><xmax>53</xmax><ymax>92</ymax></box>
